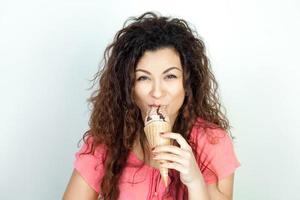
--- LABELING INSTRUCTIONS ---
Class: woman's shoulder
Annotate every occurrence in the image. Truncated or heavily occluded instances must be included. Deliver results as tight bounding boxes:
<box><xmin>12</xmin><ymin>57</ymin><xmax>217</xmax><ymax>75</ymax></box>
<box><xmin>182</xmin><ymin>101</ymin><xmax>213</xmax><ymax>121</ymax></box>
<box><xmin>76</xmin><ymin>135</ymin><xmax>107</xmax><ymax>160</ymax></box>
<box><xmin>73</xmin><ymin>135</ymin><xmax>107</xmax><ymax>193</ymax></box>
<box><xmin>189</xmin><ymin>117</ymin><xmax>232</xmax><ymax>148</ymax></box>
<box><xmin>190</xmin><ymin>118</ymin><xmax>240</xmax><ymax>184</ymax></box>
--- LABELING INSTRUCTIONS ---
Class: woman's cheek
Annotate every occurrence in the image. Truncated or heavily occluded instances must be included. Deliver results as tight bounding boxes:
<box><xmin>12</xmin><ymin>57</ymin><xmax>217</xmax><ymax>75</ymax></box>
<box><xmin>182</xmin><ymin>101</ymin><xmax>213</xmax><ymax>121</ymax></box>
<box><xmin>134</xmin><ymin>84</ymin><xmax>147</xmax><ymax>107</ymax></box>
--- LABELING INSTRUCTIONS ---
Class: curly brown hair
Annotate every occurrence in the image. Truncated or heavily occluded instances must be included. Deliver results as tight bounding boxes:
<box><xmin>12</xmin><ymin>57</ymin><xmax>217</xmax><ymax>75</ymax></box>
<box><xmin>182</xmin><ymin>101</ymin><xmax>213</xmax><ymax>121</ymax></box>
<box><xmin>82</xmin><ymin>11</ymin><xmax>230</xmax><ymax>199</ymax></box>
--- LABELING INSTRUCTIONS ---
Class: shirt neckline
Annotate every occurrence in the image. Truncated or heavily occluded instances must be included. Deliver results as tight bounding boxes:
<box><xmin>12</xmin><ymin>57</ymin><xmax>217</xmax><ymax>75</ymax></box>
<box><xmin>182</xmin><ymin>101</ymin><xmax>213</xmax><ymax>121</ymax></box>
<box><xmin>128</xmin><ymin>150</ymin><xmax>160</xmax><ymax>170</ymax></box>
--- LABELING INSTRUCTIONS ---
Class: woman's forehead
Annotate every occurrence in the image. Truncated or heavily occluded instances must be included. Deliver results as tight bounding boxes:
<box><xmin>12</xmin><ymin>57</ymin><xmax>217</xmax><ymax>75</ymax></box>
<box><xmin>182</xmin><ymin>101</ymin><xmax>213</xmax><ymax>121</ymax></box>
<box><xmin>135</xmin><ymin>48</ymin><xmax>182</xmax><ymax>72</ymax></box>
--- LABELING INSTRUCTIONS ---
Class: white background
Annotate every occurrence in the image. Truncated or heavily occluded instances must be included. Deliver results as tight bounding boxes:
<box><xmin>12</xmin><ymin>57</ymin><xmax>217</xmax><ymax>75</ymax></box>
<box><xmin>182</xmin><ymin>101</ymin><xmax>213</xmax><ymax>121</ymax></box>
<box><xmin>0</xmin><ymin>0</ymin><xmax>299</xmax><ymax>199</ymax></box>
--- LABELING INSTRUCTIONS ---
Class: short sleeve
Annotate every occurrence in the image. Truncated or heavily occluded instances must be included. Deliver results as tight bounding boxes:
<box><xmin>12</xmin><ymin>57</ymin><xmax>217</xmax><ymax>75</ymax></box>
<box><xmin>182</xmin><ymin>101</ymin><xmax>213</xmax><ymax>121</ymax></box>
<box><xmin>191</xmin><ymin>127</ymin><xmax>241</xmax><ymax>184</ymax></box>
<box><xmin>73</xmin><ymin>137</ymin><xmax>106</xmax><ymax>193</ymax></box>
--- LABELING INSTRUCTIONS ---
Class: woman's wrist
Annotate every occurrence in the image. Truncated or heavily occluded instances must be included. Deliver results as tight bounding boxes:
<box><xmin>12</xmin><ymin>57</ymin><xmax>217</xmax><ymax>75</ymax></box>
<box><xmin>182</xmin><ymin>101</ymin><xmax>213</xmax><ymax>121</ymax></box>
<box><xmin>185</xmin><ymin>175</ymin><xmax>205</xmax><ymax>190</ymax></box>
<box><xmin>185</xmin><ymin>175</ymin><xmax>210</xmax><ymax>200</ymax></box>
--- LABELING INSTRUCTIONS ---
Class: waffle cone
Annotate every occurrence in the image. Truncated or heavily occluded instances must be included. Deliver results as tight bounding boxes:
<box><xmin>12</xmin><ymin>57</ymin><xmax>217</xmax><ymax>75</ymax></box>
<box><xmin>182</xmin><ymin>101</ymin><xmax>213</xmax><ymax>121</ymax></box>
<box><xmin>144</xmin><ymin>121</ymin><xmax>171</xmax><ymax>186</ymax></box>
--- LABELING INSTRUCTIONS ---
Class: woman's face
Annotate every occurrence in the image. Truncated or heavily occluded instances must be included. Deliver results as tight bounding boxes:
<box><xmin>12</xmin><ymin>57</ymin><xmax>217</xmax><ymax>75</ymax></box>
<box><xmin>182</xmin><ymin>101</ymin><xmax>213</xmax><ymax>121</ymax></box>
<box><xmin>133</xmin><ymin>47</ymin><xmax>185</xmax><ymax>127</ymax></box>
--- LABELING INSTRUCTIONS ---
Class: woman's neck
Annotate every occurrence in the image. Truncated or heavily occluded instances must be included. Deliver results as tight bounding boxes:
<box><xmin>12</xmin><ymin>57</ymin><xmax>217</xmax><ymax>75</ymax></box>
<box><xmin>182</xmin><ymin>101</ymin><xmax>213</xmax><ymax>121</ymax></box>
<box><xmin>132</xmin><ymin>136</ymin><xmax>159</xmax><ymax>168</ymax></box>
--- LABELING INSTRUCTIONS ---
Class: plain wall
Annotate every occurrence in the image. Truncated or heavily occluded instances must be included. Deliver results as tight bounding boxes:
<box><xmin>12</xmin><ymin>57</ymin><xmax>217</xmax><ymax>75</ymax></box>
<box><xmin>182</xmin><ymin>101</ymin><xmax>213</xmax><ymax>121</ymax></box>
<box><xmin>1</xmin><ymin>0</ymin><xmax>299</xmax><ymax>199</ymax></box>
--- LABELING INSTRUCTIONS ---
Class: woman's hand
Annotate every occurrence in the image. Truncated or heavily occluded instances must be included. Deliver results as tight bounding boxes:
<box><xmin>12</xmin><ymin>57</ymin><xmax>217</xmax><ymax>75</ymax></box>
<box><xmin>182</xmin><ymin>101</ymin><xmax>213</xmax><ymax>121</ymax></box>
<box><xmin>152</xmin><ymin>132</ymin><xmax>203</xmax><ymax>187</ymax></box>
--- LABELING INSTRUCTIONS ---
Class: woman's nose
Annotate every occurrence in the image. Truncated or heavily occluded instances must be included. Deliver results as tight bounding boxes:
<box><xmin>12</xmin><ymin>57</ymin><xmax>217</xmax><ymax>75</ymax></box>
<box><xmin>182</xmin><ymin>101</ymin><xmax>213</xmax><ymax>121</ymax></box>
<box><xmin>150</xmin><ymin>80</ymin><xmax>164</xmax><ymax>98</ymax></box>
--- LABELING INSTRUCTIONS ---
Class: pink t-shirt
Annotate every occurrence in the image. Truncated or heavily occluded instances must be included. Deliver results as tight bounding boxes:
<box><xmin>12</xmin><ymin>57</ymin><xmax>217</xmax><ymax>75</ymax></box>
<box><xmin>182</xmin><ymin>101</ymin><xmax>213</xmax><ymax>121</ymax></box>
<box><xmin>74</xmin><ymin>122</ymin><xmax>240</xmax><ymax>200</ymax></box>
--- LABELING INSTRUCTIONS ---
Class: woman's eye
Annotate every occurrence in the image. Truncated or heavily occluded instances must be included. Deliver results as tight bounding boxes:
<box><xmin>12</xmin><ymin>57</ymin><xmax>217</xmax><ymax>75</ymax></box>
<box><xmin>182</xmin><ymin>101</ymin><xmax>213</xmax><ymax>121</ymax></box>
<box><xmin>136</xmin><ymin>74</ymin><xmax>177</xmax><ymax>81</ymax></box>
<box><xmin>165</xmin><ymin>74</ymin><xmax>177</xmax><ymax>79</ymax></box>
<box><xmin>136</xmin><ymin>76</ymin><xmax>149</xmax><ymax>81</ymax></box>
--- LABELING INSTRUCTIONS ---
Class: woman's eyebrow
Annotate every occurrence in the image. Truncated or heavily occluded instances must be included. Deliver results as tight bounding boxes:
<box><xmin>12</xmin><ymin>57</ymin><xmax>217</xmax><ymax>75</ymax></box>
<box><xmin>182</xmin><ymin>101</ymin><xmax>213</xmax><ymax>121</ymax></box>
<box><xmin>135</xmin><ymin>67</ymin><xmax>182</xmax><ymax>74</ymax></box>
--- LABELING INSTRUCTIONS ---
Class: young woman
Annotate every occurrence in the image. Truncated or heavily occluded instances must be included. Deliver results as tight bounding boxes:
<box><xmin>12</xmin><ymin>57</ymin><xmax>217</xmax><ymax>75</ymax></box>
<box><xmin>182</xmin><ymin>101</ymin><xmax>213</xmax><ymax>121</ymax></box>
<box><xmin>63</xmin><ymin>12</ymin><xmax>240</xmax><ymax>200</ymax></box>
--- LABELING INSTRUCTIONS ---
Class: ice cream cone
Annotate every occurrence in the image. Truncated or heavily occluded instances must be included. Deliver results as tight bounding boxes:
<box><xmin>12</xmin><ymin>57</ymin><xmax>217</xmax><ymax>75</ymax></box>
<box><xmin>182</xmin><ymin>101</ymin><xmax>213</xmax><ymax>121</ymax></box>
<box><xmin>143</xmin><ymin>106</ymin><xmax>171</xmax><ymax>186</ymax></box>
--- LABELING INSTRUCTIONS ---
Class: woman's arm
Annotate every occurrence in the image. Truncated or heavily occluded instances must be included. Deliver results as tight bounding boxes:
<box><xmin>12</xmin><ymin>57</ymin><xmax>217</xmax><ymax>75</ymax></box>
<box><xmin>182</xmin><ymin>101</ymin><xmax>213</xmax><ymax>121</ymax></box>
<box><xmin>185</xmin><ymin>174</ymin><xmax>210</xmax><ymax>200</ymax></box>
<box><xmin>63</xmin><ymin>169</ymin><xmax>99</xmax><ymax>200</ymax></box>
<box><xmin>153</xmin><ymin>132</ymin><xmax>236</xmax><ymax>200</ymax></box>
<box><xmin>187</xmin><ymin>173</ymin><xmax>235</xmax><ymax>200</ymax></box>
<box><xmin>153</xmin><ymin>132</ymin><xmax>210</xmax><ymax>199</ymax></box>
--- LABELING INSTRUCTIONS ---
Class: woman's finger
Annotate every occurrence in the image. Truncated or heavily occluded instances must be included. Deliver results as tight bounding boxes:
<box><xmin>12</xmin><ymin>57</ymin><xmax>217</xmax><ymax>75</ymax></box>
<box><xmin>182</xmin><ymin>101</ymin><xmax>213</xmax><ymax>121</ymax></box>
<box><xmin>153</xmin><ymin>145</ymin><xmax>182</xmax><ymax>155</ymax></box>
<box><xmin>160</xmin><ymin>161</ymin><xmax>188</xmax><ymax>174</ymax></box>
<box><xmin>160</xmin><ymin>132</ymin><xmax>191</xmax><ymax>150</ymax></box>
<box><xmin>153</xmin><ymin>152</ymin><xmax>188</xmax><ymax>166</ymax></box>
